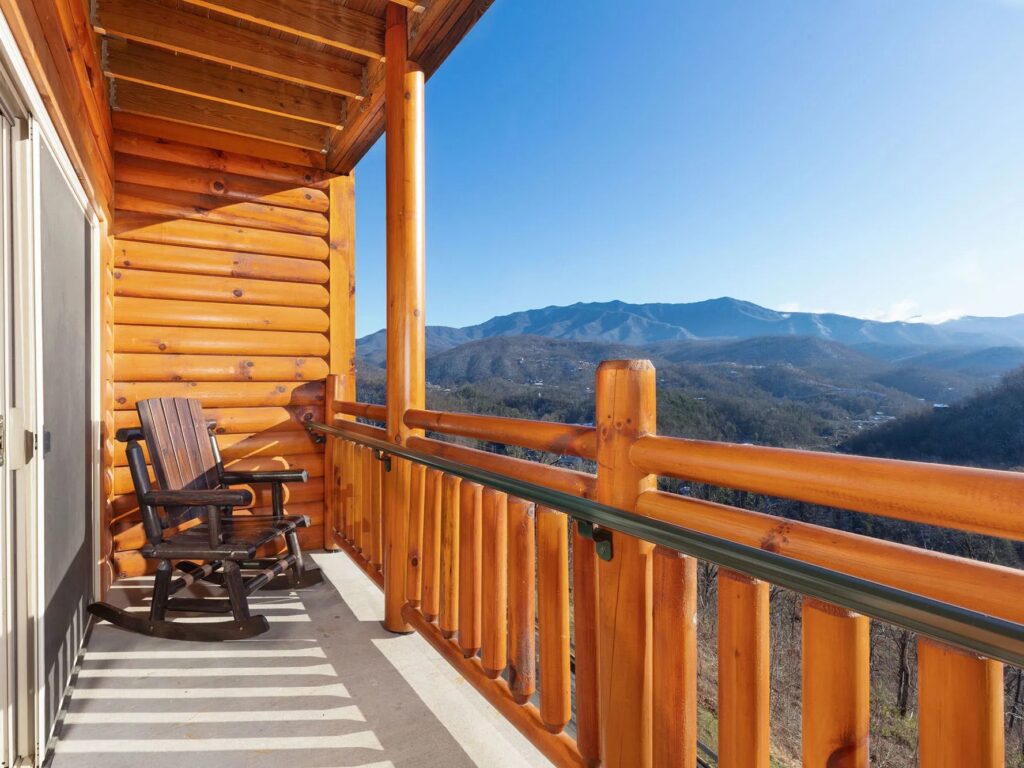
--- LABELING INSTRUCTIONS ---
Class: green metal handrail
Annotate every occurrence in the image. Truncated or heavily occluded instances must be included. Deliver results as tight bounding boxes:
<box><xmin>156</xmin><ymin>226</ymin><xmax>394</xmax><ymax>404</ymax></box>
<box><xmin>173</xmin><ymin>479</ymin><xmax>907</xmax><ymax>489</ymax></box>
<box><xmin>307</xmin><ymin>419</ymin><xmax>1024</xmax><ymax>668</ymax></box>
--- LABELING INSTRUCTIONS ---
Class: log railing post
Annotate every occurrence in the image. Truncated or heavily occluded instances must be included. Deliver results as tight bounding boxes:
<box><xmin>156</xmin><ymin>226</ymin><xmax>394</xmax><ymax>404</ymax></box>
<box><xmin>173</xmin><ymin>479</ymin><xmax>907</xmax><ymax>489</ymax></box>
<box><xmin>382</xmin><ymin>1</ymin><xmax>425</xmax><ymax>633</ymax></box>
<box><xmin>595</xmin><ymin>359</ymin><xmax>657</xmax><ymax>768</ymax></box>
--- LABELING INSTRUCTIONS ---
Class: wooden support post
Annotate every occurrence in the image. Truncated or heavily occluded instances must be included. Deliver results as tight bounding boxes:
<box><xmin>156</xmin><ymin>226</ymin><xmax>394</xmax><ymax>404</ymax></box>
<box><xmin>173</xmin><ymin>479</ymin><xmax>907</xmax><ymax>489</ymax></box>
<box><xmin>595</xmin><ymin>360</ymin><xmax>657</xmax><ymax>768</ymax></box>
<box><xmin>918</xmin><ymin>638</ymin><xmax>1004</xmax><ymax>767</ymax></box>
<box><xmin>652</xmin><ymin>546</ymin><xmax>697</xmax><ymax>768</ymax></box>
<box><xmin>801</xmin><ymin>598</ymin><xmax>870</xmax><ymax>768</ymax></box>
<box><xmin>326</xmin><ymin>174</ymin><xmax>355</xmax><ymax>550</ymax></box>
<box><xmin>382</xmin><ymin>1</ymin><xmax>425</xmax><ymax>633</ymax></box>
<box><xmin>538</xmin><ymin>506</ymin><xmax>571</xmax><ymax>734</ymax></box>
<box><xmin>480</xmin><ymin>488</ymin><xmax>508</xmax><ymax>678</ymax></box>
<box><xmin>507</xmin><ymin>497</ymin><xmax>536</xmax><ymax>704</ymax></box>
<box><xmin>717</xmin><ymin>569</ymin><xmax>770</xmax><ymax>768</ymax></box>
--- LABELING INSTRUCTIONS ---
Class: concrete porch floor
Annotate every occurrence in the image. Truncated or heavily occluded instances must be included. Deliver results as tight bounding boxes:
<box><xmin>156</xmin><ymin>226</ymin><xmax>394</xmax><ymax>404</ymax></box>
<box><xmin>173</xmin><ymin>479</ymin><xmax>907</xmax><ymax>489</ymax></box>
<box><xmin>49</xmin><ymin>553</ymin><xmax>547</xmax><ymax>768</ymax></box>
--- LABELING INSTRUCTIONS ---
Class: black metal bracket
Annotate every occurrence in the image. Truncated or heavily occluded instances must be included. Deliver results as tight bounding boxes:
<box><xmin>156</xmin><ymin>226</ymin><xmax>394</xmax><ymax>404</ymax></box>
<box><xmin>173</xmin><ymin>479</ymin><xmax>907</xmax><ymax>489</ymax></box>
<box><xmin>373</xmin><ymin>449</ymin><xmax>393</xmax><ymax>472</ymax></box>
<box><xmin>305</xmin><ymin>424</ymin><xmax>326</xmax><ymax>445</ymax></box>
<box><xmin>576</xmin><ymin>519</ymin><xmax>613</xmax><ymax>561</ymax></box>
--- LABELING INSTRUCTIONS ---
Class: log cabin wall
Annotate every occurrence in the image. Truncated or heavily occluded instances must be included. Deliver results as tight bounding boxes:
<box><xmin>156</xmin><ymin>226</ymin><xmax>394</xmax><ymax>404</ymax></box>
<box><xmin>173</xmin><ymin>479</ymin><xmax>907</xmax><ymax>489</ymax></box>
<box><xmin>107</xmin><ymin>113</ymin><xmax>354</xmax><ymax>578</ymax></box>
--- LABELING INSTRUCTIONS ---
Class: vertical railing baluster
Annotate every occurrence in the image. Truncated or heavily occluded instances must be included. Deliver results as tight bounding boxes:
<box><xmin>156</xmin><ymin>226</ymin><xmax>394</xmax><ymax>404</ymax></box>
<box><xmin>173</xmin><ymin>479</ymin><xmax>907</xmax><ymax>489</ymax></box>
<box><xmin>538</xmin><ymin>505</ymin><xmax>571</xmax><ymax>733</ymax></box>
<box><xmin>572</xmin><ymin>519</ymin><xmax>600</xmax><ymax>763</ymax></box>
<box><xmin>356</xmin><ymin>444</ymin><xmax>369</xmax><ymax>555</ymax></box>
<box><xmin>439</xmin><ymin>473</ymin><xmax>462</xmax><ymax>639</ymax></box>
<box><xmin>717</xmin><ymin>568</ymin><xmax>770</xmax><ymax>768</ymax></box>
<box><xmin>420</xmin><ymin>468</ymin><xmax>442</xmax><ymax>621</ymax></box>
<box><xmin>918</xmin><ymin>637</ymin><xmax>1004</xmax><ymax>767</ymax></box>
<box><xmin>371</xmin><ymin>451</ymin><xmax>384</xmax><ymax>570</ymax></box>
<box><xmin>653</xmin><ymin>546</ymin><xmax>697</xmax><ymax>768</ymax></box>
<box><xmin>507</xmin><ymin>496</ymin><xmax>536</xmax><ymax>704</ymax></box>
<box><xmin>458</xmin><ymin>480</ymin><xmax>483</xmax><ymax>658</ymax></box>
<box><xmin>405</xmin><ymin>461</ymin><xmax>427</xmax><ymax>607</ymax></box>
<box><xmin>481</xmin><ymin>488</ymin><xmax>508</xmax><ymax>678</ymax></box>
<box><xmin>802</xmin><ymin>598</ymin><xmax>870</xmax><ymax>767</ymax></box>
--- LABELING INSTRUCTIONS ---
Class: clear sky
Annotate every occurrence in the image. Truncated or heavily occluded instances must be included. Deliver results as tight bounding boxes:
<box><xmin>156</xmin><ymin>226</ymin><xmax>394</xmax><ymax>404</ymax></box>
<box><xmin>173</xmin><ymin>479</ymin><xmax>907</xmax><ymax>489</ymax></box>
<box><xmin>353</xmin><ymin>0</ymin><xmax>1024</xmax><ymax>337</ymax></box>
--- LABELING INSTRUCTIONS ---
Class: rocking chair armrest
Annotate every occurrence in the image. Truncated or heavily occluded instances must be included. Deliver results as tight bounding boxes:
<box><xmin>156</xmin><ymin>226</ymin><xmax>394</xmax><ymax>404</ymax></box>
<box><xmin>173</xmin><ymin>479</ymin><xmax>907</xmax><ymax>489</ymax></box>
<box><xmin>142</xmin><ymin>488</ymin><xmax>253</xmax><ymax>507</ymax></box>
<box><xmin>221</xmin><ymin>469</ymin><xmax>309</xmax><ymax>485</ymax></box>
<box><xmin>115</xmin><ymin>427</ymin><xmax>145</xmax><ymax>443</ymax></box>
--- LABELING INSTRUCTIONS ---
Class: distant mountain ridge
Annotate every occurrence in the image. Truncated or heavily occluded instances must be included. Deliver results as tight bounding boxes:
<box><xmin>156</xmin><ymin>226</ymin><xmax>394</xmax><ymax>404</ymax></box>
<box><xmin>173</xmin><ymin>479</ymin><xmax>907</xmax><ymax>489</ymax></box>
<box><xmin>357</xmin><ymin>298</ymin><xmax>1024</xmax><ymax>364</ymax></box>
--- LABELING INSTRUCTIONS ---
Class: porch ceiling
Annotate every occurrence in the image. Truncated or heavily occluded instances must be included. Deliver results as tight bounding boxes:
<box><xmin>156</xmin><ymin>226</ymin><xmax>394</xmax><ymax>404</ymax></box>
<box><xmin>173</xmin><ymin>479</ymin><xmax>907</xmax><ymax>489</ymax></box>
<box><xmin>93</xmin><ymin>0</ymin><xmax>494</xmax><ymax>173</ymax></box>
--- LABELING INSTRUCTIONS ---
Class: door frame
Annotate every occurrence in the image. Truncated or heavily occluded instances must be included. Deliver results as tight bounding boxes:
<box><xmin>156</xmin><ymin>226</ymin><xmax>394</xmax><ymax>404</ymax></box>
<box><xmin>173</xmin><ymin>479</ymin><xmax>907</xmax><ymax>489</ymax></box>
<box><xmin>0</xmin><ymin>8</ymin><xmax>100</xmax><ymax>764</ymax></box>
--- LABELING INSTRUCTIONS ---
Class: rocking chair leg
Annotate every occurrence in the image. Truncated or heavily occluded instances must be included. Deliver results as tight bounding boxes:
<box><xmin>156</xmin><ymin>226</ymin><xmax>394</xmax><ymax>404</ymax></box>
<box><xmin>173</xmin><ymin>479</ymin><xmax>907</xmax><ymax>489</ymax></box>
<box><xmin>223</xmin><ymin>561</ymin><xmax>251</xmax><ymax>621</ymax></box>
<box><xmin>285</xmin><ymin>530</ymin><xmax>305</xmax><ymax>587</ymax></box>
<box><xmin>151</xmin><ymin>560</ymin><xmax>172</xmax><ymax>621</ymax></box>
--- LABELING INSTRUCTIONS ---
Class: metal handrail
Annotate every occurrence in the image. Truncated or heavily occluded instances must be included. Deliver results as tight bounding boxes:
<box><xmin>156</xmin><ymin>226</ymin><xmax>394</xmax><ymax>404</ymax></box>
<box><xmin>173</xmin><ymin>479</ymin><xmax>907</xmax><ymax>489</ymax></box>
<box><xmin>307</xmin><ymin>419</ymin><xmax>1024</xmax><ymax>668</ymax></box>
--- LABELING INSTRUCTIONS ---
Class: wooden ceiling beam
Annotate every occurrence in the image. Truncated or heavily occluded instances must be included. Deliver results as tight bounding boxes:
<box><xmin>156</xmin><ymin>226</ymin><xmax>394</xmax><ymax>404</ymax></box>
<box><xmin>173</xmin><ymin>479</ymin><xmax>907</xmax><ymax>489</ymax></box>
<box><xmin>95</xmin><ymin>0</ymin><xmax>364</xmax><ymax>98</ymax></box>
<box><xmin>179</xmin><ymin>0</ymin><xmax>385</xmax><ymax>60</ymax></box>
<box><xmin>105</xmin><ymin>42</ymin><xmax>346</xmax><ymax>128</ymax></box>
<box><xmin>390</xmin><ymin>0</ymin><xmax>428</xmax><ymax>12</ymax></box>
<box><xmin>115</xmin><ymin>81</ymin><xmax>331</xmax><ymax>151</ymax></box>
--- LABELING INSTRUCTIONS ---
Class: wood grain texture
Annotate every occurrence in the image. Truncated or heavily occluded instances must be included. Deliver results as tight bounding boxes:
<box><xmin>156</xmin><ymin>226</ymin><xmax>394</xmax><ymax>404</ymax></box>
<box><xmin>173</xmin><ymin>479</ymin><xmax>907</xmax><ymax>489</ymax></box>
<box><xmin>594</xmin><ymin>360</ymin><xmax>656</xmax><ymax>768</ymax></box>
<box><xmin>96</xmin><ymin>0</ymin><xmax>364</xmax><ymax>96</ymax></box>
<box><xmin>801</xmin><ymin>599</ymin><xmax>870</xmax><ymax>768</ymax></box>
<box><xmin>439</xmin><ymin>473</ymin><xmax>462</xmax><ymax>639</ymax></box>
<box><xmin>537</xmin><ymin>506</ymin><xmax>571</xmax><ymax>734</ymax></box>
<box><xmin>457</xmin><ymin>480</ymin><xmax>483</xmax><ymax>657</ymax></box>
<box><xmin>918</xmin><ymin>639</ymin><xmax>1004</xmax><ymax>768</ymax></box>
<box><xmin>108</xmin><ymin>126</ymin><xmax>343</xmax><ymax>576</ymax></box>
<box><xmin>420</xmin><ymin>468</ymin><xmax>443</xmax><ymax>620</ymax></box>
<box><xmin>480</xmin><ymin>488</ymin><xmax>508</xmax><ymax>678</ymax></box>
<box><xmin>506</xmin><ymin>496</ymin><xmax>536</xmax><ymax>705</ymax></box>
<box><xmin>105</xmin><ymin>41</ymin><xmax>350</xmax><ymax>123</ymax></box>
<box><xmin>717</xmin><ymin>569</ymin><xmax>770</xmax><ymax>768</ymax></box>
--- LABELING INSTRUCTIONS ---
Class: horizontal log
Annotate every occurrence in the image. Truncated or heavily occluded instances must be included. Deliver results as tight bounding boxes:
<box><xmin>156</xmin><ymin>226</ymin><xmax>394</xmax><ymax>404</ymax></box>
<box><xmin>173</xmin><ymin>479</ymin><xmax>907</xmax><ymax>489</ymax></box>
<box><xmin>115</xmin><ymin>325</ymin><xmax>329</xmax><ymax>357</ymax></box>
<box><xmin>636</xmin><ymin>490</ymin><xmax>1024</xmax><ymax>626</ymax></box>
<box><xmin>114</xmin><ymin>353</ymin><xmax>329</xmax><ymax>382</ymax></box>
<box><xmin>105</xmin><ymin>41</ymin><xmax>347</xmax><ymax>127</ymax></box>
<box><xmin>113</xmin><ymin>213</ymin><xmax>330</xmax><ymax>260</ymax></box>
<box><xmin>114</xmin><ymin>430</ymin><xmax>320</xmax><ymax>466</ymax></box>
<box><xmin>113</xmin><ymin>241</ymin><xmax>329</xmax><ymax>284</ymax></box>
<box><xmin>112</xmin><ymin>112</ymin><xmax>328</xmax><ymax>169</ymax></box>
<box><xmin>631</xmin><ymin>435</ymin><xmax>1024</xmax><ymax>541</ymax></box>
<box><xmin>96</xmin><ymin>0</ymin><xmax>364</xmax><ymax>96</ymax></box>
<box><xmin>336</xmin><ymin>401</ymin><xmax>386</xmax><ymax>421</ymax></box>
<box><xmin>115</xmin><ymin>182</ymin><xmax>329</xmax><ymax>236</ymax></box>
<box><xmin>114</xmin><ymin>297</ymin><xmax>329</xmax><ymax>332</ymax></box>
<box><xmin>115</xmin><ymin>81</ymin><xmax>331</xmax><ymax>151</ymax></box>
<box><xmin>114</xmin><ymin>381</ymin><xmax>325</xmax><ymax>411</ymax></box>
<box><xmin>112</xmin><ymin>524</ymin><xmax>324</xmax><ymax>576</ymax></box>
<box><xmin>405</xmin><ymin>408</ymin><xmax>596</xmax><ymax>459</ymax></box>
<box><xmin>114</xmin><ymin>268</ymin><xmax>329</xmax><ymax>308</ymax></box>
<box><xmin>114</xmin><ymin>129</ymin><xmax>333</xmax><ymax>189</ymax></box>
<box><xmin>115</xmin><ymin>405</ymin><xmax>322</xmax><ymax>435</ymax></box>
<box><xmin>114</xmin><ymin>151</ymin><xmax>329</xmax><ymax>213</ymax></box>
<box><xmin>113</xmin><ymin>452</ymin><xmax>325</xmax><ymax>495</ymax></box>
<box><xmin>405</xmin><ymin>435</ymin><xmax>596</xmax><ymax>499</ymax></box>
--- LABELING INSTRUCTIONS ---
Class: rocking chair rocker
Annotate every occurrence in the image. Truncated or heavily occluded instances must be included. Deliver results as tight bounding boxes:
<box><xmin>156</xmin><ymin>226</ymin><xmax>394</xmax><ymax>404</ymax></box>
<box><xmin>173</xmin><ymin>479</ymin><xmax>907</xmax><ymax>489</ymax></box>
<box><xmin>88</xmin><ymin>397</ymin><xmax>323</xmax><ymax>641</ymax></box>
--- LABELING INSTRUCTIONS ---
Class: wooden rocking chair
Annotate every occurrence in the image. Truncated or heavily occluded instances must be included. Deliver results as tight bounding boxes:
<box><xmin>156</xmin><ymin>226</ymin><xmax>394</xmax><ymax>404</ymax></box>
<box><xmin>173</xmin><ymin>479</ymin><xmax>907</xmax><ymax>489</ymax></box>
<box><xmin>88</xmin><ymin>397</ymin><xmax>323</xmax><ymax>641</ymax></box>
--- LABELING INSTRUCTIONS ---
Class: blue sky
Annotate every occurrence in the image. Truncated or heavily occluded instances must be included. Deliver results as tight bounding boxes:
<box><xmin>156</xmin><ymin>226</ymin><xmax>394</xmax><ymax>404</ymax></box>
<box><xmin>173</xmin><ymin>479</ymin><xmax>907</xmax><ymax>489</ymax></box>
<box><xmin>353</xmin><ymin>0</ymin><xmax>1024</xmax><ymax>336</ymax></box>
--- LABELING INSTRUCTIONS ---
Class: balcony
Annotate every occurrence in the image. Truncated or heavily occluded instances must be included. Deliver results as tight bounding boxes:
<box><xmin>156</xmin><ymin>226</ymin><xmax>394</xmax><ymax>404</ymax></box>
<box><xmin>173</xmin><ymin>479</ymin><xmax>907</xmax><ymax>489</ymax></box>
<box><xmin>0</xmin><ymin>1</ymin><xmax>1022</xmax><ymax>767</ymax></box>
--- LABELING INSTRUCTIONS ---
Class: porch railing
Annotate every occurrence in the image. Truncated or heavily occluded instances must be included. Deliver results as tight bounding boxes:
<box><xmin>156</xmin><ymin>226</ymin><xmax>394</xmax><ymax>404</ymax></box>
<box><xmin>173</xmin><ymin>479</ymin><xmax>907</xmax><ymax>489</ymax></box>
<box><xmin>310</xmin><ymin>362</ymin><xmax>1024</xmax><ymax>768</ymax></box>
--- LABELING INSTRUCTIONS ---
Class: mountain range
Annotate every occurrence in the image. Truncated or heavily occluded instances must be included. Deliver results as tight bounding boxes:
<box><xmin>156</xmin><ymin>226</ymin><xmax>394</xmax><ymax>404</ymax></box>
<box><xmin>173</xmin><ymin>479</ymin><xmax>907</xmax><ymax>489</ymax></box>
<box><xmin>357</xmin><ymin>297</ymin><xmax>1024</xmax><ymax>364</ymax></box>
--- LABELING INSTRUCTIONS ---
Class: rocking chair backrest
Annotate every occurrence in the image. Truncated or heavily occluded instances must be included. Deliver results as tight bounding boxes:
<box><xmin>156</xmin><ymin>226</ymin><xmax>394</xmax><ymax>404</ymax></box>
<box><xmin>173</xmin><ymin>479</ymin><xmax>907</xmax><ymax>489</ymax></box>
<box><xmin>137</xmin><ymin>397</ymin><xmax>221</xmax><ymax>525</ymax></box>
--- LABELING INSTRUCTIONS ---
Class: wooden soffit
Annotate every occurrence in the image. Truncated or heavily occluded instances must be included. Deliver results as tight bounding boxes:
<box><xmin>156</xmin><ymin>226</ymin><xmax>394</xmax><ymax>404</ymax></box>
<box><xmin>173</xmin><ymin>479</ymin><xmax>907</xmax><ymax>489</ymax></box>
<box><xmin>93</xmin><ymin>0</ymin><xmax>495</xmax><ymax>172</ymax></box>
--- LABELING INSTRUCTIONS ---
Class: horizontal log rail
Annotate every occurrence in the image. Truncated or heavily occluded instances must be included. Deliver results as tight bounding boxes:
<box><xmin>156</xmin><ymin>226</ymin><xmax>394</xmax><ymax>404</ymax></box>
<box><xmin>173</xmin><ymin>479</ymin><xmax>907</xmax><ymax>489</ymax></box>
<box><xmin>336</xmin><ymin>400</ymin><xmax>386</xmax><ymax>421</ymax></box>
<box><xmin>308</xmin><ymin>418</ymin><xmax>1024</xmax><ymax>668</ymax></box>
<box><xmin>404</xmin><ymin>407</ymin><xmax>597</xmax><ymax>459</ymax></box>
<box><xmin>631</xmin><ymin>433</ymin><xmax>1024</xmax><ymax>541</ymax></box>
